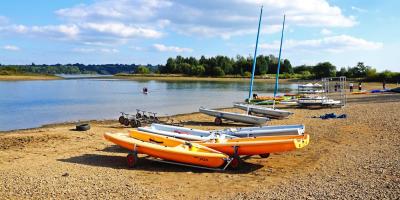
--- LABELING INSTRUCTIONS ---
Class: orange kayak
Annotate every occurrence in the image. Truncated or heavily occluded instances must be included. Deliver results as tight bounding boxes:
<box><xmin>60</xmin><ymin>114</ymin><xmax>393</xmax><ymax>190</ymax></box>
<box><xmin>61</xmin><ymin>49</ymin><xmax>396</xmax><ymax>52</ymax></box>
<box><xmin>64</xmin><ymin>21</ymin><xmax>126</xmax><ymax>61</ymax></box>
<box><xmin>195</xmin><ymin>134</ymin><xmax>309</xmax><ymax>156</ymax></box>
<box><xmin>105</xmin><ymin>132</ymin><xmax>228</xmax><ymax>168</ymax></box>
<box><xmin>130</xmin><ymin>130</ymin><xmax>309</xmax><ymax>157</ymax></box>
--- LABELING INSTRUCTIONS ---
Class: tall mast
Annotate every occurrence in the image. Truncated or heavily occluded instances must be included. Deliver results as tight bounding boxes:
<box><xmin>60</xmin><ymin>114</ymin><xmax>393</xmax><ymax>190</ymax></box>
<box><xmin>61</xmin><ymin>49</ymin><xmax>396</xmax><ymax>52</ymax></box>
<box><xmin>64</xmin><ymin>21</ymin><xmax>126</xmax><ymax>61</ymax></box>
<box><xmin>272</xmin><ymin>14</ymin><xmax>286</xmax><ymax>109</ymax></box>
<box><xmin>247</xmin><ymin>6</ymin><xmax>263</xmax><ymax>102</ymax></box>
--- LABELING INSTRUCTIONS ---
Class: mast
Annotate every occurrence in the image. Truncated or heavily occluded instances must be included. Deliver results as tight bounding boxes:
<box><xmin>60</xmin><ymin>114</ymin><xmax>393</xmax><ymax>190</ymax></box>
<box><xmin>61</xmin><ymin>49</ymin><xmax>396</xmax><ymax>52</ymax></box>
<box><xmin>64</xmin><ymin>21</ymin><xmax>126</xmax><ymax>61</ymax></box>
<box><xmin>247</xmin><ymin>6</ymin><xmax>263</xmax><ymax>103</ymax></box>
<box><xmin>272</xmin><ymin>14</ymin><xmax>286</xmax><ymax>109</ymax></box>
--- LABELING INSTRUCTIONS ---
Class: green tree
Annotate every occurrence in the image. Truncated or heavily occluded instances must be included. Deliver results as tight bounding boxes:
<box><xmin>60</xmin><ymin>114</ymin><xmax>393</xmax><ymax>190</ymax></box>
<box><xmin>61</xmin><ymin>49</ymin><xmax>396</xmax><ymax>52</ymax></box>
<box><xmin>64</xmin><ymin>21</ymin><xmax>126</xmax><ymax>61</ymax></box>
<box><xmin>212</xmin><ymin>67</ymin><xmax>225</xmax><ymax>77</ymax></box>
<box><xmin>165</xmin><ymin>58</ymin><xmax>177</xmax><ymax>73</ymax></box>
<box><xmin>313</xmin><ymin>62</ymin><xmax>336</xmax><ymax>78</ymax></box>
<box><xmin>282</xmin><ymin>59</ymin><xmax>293</xmax><ymax>73</ymax></box>
<box><xmin>137</xmin><ymin>66</ymin><xmax>150</xmax><ymax>74</ymax></box>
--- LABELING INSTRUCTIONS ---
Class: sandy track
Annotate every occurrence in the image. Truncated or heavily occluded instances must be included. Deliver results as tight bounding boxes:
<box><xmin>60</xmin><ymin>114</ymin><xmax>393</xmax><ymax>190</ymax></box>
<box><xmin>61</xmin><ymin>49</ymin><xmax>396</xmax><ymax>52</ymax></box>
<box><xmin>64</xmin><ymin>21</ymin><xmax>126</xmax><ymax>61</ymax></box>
<box><xmin>0</xmin><ymin>93</ymin><xmax>399</xmax><ymax>199</ymax></box>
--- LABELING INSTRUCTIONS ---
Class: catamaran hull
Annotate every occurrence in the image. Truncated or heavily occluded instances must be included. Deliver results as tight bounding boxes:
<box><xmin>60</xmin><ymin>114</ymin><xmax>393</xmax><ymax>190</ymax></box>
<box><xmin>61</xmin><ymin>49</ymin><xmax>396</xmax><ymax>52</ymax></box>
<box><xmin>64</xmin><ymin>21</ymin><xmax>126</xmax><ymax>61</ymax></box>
<box><xmin>145</xmin><ymin>123</ymin><xmax>304</xmax><ymax>140</ymax></box>
<box><xmin>233</xmin><ymin>103</ymin><xmax>293</xmax><ymax>119</ymax></box>
<box><xmin>199</xmin><ymin>107</ymin><xmax>269</xmax><ymax>125</ymax></box>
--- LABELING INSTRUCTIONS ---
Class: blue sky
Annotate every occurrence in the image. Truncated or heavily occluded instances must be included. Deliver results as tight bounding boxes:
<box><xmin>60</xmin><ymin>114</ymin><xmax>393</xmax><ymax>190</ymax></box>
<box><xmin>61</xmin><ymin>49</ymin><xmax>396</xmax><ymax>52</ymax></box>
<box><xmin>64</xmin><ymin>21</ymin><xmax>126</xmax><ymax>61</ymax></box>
<box><xmin>0</xmin><ymin>0</ymin><xmax>398</xmax><ymax>71</ymax></box>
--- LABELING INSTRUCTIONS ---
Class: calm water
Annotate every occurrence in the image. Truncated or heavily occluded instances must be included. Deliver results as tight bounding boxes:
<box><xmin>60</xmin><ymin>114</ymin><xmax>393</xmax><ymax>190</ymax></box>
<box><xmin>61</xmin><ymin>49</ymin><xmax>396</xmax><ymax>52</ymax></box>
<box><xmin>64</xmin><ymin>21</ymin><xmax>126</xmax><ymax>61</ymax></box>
<box><xmin>0</xmin><ymin>77</ymin><xmax>296</xmax><ymax>131</ymax></box>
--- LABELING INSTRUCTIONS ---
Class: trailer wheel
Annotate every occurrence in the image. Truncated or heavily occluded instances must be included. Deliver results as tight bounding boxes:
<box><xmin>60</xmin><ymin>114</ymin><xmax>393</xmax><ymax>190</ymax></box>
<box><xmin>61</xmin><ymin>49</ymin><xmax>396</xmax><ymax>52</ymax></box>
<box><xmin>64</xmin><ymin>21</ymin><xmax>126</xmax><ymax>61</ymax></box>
<box><xmin>123</xmin><ymin>118</ymin><xmax>130</xmax><ymax>126</ymax></box>
<box><xmin>214</xmin><ymin>117</ymin><xmax>222</xmax><ymax>126</ymax></box>
<box><xmin>135</xmin><ymin>119</ymin><xmax>142</xmax><ymax>127</ymax></box>
<box><xmin>259</xmin><ymin>153</ymin><xmax>270</xmax><ymax>158</ymax></box>
<box><xmin>127</xmin><ymin>153</ymin><xmax>138</xmax><ymax>168</ymax></box>
<box><xmin>130</xmin><ymin>119</ymin><xmax>137</xmax><ymax>128</ymax></box>
<box><xmin>119</xmin><ymin>116</ymin><xmax>125</xmax><ymax>124</ymax></box>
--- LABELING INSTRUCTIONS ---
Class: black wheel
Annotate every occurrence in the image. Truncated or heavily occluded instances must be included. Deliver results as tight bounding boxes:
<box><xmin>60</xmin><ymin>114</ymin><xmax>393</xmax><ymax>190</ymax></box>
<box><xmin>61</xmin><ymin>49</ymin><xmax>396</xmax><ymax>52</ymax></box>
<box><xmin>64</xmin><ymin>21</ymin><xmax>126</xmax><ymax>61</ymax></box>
<box><xmin>136</xmin><ymin>113</ymin><xmax>141</xmax><ymax>118</ymax></box>
<box><xmin>228</xmin><ymin>156</ymin><xmax>241</xmax><ymax>170</ymax></box>
<box><xmin>119</xmin><ymin>116</ymin><xmax>125</xmax><ymax>124</ymax></box>
<box><xmin>130</xmin><ymin>119</ymin><xmax>137</xmax><ymax>128</ymax></box>
<box><xmin>127</xmin><ymin>153</ymin><xmax>138</xmax><ymax>168</ymax></box>
<box><xmin>214</xmin><ymin>117</ymin><xmax>222</xmax><ymax>126</ymax></box>
<box><xmin>135</xmin><ymin>119</ymin><xmax>142</xmax><ymax>127</ymax></box>
<box><xmin>123</xmin><ymin>118</ymin><xmax>130</xmax><ymax>126</ymax></box>
<box><xmin>76</xmin><ymin>123</ymin><xmax>90</xmax><ymax>131</ymax></box>
<box><xmin>259</xmin><ymin>153</ymin><xmax>270</xmax><ymax>158</ymax></box>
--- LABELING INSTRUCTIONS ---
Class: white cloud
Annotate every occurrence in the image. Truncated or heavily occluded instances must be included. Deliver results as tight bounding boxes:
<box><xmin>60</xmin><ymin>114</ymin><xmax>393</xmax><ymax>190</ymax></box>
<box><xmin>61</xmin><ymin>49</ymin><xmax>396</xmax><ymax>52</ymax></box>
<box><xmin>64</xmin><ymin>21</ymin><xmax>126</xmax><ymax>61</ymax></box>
<box><xmin>52</xmin><ymin>0</ymin><xmax>356</xmax><ymax>39</ymax></box>
<box><xmin>72</xmin><ymin>47</ymin><xmax>119</xmax><ymax>53</ymax></box>
<box><xmin>0</xmin><ymin>0</ymin><xmax>357</xmax><ymax>44</ymax></box>
<box><xmin>0</xmin><ymin>24</ymin><xmax>79</xmax><ymax>38</ymax></box>
<box><xmin>81</xmin><ymin>22</ymin><xmax>162</xmax><ymax>38</ymax></box>
<box><xmin>321</xmin><ymin>28</ymin><xmax>332</xmax><ymax>35</ymax></box>
<box><xmin>260</xmin><ymin>35</ymin><xmax>382</xmax><ymax>53</ymax></box>
<box><xmin>351</xmin><ymin>6</ymin><xmax>367</xmax><ymax>13</ymax></box>
<box><xmin>153</xmin><ymin>43</ymin><xmax>193</xmax><ymax>53</ymax></box>
<box><xmin>2</xmin><ymin>45</ymin><xmax>20</xmax><ymax>51</ymax></box>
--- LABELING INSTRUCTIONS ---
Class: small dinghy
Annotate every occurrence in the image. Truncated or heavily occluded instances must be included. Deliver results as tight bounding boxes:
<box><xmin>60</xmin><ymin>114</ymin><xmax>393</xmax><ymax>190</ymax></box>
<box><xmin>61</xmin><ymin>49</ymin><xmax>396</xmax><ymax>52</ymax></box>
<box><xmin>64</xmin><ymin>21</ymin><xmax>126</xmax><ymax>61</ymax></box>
<box><xmin>139</xmin><ymin>123</ymin><xmax>304</xmax><ymax>141</ymax></box>
<box><xmin>197</xmin><ymin>134</ymin><xmax>310</xmax><ymax>156</ymax></box>
<box><xmin>104</xmin><ymin>132</ymin><xmax>229</xmax><ymax>168</ymax></box>
<box><xmin>233</xmin><ymin>103</ymin><xmax>293</xmax><ymax>119</ymax></box>
<box><xmin>199</xmin><ymin>107</ymin><xmax>269</xmax><ymax>125</ymax></box>
<box><xmin>130</xmin><ymin>129</ymin><xmax>309</xmax><ymax>157</ymax></box>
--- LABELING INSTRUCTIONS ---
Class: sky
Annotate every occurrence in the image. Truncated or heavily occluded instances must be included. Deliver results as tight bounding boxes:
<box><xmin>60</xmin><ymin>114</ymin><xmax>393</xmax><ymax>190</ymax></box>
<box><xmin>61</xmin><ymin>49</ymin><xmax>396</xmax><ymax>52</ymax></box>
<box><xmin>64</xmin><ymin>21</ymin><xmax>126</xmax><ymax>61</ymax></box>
<box><xmin>0</xmin><ymin>0</ymin><xmax>399</xmax><ymax>71</ymax></box>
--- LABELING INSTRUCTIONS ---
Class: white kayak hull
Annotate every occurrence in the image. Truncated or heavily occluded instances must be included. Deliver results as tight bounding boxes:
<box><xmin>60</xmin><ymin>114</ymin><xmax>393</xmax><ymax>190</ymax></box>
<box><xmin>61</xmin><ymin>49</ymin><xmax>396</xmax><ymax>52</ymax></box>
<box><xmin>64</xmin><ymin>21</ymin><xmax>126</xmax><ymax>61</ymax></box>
<box><xmin>142</xmin><ymin>124</ymin><xmax>304</xmax><ymax>140</ymax></box>
<box><xmin>138</xmin><ymin>126</ymin><xmax>213</xmax><ymax>141</ymax></box>
<box><xmin>199</xmin><ymin>107</ymin><xmax>269</xmax><ymax>125</ymax></box>
<box><xmin>233</xmin><ymin>103</ymin><xmax>293</xmax><ymax>119</ymax></box>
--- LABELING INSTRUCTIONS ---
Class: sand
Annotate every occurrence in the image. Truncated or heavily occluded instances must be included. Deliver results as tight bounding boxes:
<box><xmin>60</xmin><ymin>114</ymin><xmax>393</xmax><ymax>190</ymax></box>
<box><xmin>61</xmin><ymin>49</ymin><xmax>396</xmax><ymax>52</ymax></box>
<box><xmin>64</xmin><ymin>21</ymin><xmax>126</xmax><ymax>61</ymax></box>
<box><xmin>0</xmin><ymin>93</ymin><xmax>399</xmax><ymax>199</ymax></box>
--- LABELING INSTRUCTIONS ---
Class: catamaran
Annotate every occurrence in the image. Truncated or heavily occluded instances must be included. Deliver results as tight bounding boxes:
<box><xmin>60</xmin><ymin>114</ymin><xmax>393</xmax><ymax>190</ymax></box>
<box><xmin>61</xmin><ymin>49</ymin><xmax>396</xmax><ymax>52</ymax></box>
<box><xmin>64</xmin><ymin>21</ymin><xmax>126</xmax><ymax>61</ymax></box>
<box><xmin>238</xmin><ymin>14</ymin><xmax>294</xmax><ymax>119</ymax></box>
<box><xmin>199</xmin><ymin>6</ymin><xmax>269</xmax><ymax>125</ymax></box>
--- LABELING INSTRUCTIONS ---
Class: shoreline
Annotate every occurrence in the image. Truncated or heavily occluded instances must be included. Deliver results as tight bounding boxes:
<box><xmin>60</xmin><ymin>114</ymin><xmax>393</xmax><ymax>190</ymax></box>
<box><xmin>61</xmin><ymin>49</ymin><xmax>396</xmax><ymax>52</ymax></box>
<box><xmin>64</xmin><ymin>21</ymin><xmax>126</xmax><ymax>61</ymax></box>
<box><xmin>0</xmin><ymin>106</ymin><xmax>236</xmax><ymax>134</ymax></box>
<box><xmin>113</xmin><ymin>74</ymin><xmax>298</xmax><ymax>83</ymax></box>
<box><xmin>0</xmin><ymin>74</ymin><xmax>63</xmax><ymax>81</ymax></box>
<box><xmin>0</xmin><ymin>86</ymin><xmax>398</xmax><ymax>133</ymax></box>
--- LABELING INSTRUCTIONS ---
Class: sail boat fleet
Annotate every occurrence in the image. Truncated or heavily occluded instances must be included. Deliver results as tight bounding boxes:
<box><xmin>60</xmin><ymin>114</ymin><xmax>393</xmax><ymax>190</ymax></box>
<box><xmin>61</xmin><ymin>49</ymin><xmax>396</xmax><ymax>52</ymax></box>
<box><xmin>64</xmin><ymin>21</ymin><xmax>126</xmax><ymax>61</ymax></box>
<box><xmin>104</xmin><ymin>7</ymin><xmax>310</xmax><ymax>170</ymax></box>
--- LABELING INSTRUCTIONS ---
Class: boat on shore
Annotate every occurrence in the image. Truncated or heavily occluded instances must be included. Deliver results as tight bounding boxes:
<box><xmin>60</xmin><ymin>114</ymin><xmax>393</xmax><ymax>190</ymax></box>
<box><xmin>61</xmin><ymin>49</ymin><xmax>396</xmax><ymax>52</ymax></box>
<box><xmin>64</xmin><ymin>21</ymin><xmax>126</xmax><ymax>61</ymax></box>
<box><xmin>104</xmin><ymin>132</ymin><xmax>229</xmax><ymax>168</ymax></box>
<box><xmin>138</xmin><ymin>123</ymin><xmax>304</xmax><ymax>141</ymax></box>
<box><xmin>197</xmin><ymin>134</ymin><xmax>309</xmax><ymax>156</ymax></box>
<box><xmin>130</xmin><ymin>130</ymin><xmax>310</xmax><ymax>157</ymax></box>
<box><xmin>233</xmin><ymin>103</ymin><xmax>293</xmax><ymax>119</ymax></box>
<box><xmin>199</xmin><ymin>107</ymin><xmax>269</xmax><ymax>125</ymax></box>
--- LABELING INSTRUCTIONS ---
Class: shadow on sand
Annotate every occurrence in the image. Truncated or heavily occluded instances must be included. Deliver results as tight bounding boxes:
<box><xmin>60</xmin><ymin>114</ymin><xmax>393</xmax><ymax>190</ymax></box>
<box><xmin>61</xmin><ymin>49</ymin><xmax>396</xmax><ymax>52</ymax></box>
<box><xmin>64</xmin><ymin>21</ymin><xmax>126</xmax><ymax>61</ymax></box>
<box><xmin>58</xmin><ymin>149</ymin><xmax>264</xmax><ymax>174</ymax></box>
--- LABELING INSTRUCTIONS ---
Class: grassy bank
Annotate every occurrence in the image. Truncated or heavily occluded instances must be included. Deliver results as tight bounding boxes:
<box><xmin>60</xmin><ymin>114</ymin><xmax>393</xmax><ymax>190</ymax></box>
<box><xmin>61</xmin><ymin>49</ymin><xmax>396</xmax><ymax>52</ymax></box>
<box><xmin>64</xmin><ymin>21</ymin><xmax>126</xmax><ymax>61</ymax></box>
<box><xmin>0</xmin><ymin>74</ymin><xmax>62</xmax><ymax>81</ymax></box>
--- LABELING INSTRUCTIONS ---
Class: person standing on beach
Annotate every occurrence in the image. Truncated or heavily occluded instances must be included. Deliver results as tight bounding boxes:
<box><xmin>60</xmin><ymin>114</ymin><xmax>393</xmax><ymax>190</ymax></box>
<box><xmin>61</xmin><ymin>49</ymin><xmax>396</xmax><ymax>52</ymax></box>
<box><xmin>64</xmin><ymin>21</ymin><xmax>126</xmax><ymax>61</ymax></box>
<box><xmin>349</xmin><ymin>82</ymin><xmax>353</xmax><ymax>92</ymax></box>
<box><xmin>383</xmin><ymin>80</ymin><xmax>386</xmax><ymax>90</ymax></box>
<box><xmin>358</xmin><ymin>82</ymin><xmax>362</xmax><ymax>91</ymax></box>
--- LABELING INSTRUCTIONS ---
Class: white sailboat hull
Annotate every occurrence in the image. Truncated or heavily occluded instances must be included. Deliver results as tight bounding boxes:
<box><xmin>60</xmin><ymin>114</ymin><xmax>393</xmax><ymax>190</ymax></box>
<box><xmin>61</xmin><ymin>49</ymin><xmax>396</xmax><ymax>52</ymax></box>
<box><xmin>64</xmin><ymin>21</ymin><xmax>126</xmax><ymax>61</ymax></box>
<box><xmin>199</xmin><ymin>107</ymin><xmax>269</xmax><ymax>125</ymax></box>
<box><xmin>140</xmin><ymin>123</ymin><xmax>304</xmax><ymax>140</ymax></box>
<box><xmin>233</xmin><ymin>103</ymin><xmax>293</xmax><ymax>119</ymax></box>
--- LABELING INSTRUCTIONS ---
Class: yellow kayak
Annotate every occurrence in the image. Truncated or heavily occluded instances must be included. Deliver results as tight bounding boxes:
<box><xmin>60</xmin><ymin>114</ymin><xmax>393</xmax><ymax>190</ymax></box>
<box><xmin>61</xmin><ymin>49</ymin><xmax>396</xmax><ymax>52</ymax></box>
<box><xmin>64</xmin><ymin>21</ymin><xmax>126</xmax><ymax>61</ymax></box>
<box><xmin>104</xmin><ymin>132</ymin><xmax>228</xmax><ymax>168</ymax></box>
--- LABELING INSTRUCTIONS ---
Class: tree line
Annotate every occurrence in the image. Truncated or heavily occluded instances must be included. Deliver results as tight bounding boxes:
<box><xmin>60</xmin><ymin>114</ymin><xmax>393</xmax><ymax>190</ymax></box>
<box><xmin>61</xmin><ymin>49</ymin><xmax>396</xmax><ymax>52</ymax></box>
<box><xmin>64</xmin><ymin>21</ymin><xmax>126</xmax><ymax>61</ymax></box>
<box><xmin>0</xmin><ymin>56</ymin><xmax>399</xmax><ymax>82</ymax></box>
<box><xmin>0</xmin><ymin>63</ymin><xmax>160</xmax><ymax>75</ymax></box>
<box><xmin>159</xmin><ymin>55</ymin><xmax>293</xmax><ymax>77</ymax></box>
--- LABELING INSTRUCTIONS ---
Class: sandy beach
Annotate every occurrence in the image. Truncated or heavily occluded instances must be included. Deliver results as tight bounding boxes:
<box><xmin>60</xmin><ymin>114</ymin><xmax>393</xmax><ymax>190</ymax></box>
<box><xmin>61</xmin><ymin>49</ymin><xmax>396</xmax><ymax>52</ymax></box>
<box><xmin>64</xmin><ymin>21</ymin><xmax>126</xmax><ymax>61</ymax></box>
<box><xmin>0</xmin><ymin>92</ymin><xmax>399</xmax><ymax>199</ymax></box>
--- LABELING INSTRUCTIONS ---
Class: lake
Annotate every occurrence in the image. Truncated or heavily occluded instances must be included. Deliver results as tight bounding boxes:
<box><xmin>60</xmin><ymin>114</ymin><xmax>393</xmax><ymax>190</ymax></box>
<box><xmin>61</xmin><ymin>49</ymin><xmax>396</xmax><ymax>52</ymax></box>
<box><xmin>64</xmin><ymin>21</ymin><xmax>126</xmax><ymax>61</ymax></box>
<box><xmin>0</xmin><ymin>77</ymin><xmax>297</xmax><ymax>131</ymax></box>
